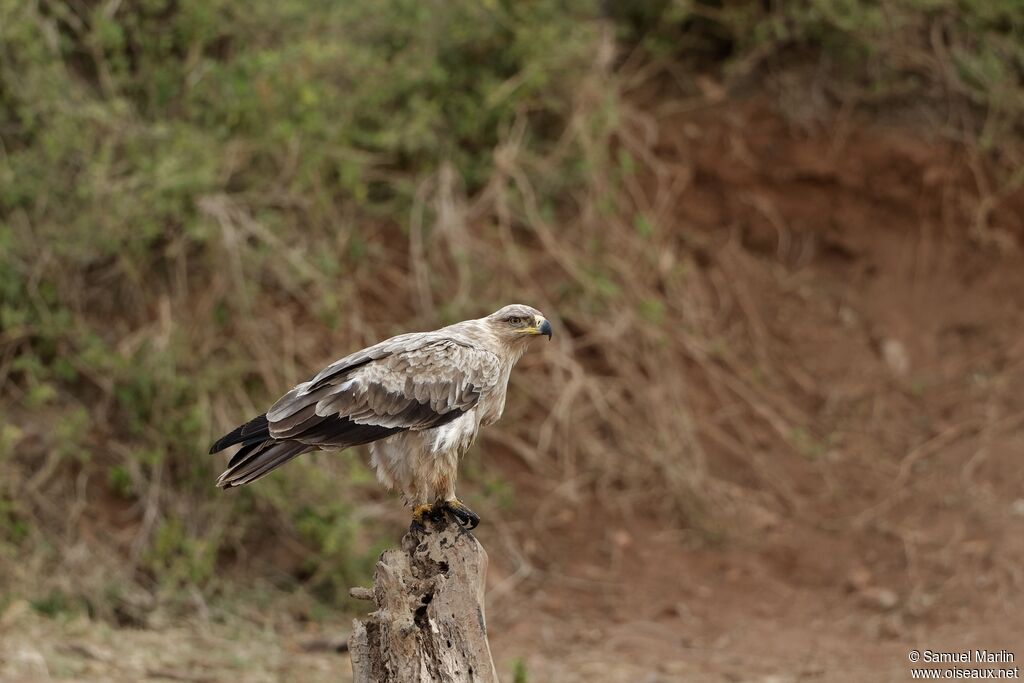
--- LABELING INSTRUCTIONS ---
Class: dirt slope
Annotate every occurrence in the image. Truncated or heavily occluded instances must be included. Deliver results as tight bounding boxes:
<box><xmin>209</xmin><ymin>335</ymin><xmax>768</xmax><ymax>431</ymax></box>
<box><xmin>484</xmin><ymin>100</ymin><xmax>1024</xmax><ymax>682</ymax></box>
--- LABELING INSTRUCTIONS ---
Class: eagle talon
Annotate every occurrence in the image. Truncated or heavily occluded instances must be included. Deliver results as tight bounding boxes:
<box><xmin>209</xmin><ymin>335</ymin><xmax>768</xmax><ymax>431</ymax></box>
<box><xmin>410</xmin><ymin>503</ymin><xmax>434</xmax><ymax>533</ymax></box>
<box><xmin>442</xmin><ymin>500</ymin><xmax>480</xmax><ymax>530</ymax></box>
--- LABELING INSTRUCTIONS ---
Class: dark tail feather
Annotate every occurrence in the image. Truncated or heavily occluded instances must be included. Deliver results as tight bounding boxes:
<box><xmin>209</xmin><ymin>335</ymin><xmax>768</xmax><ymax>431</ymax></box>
<box><xmin>209</xmin><ymin>414</ymin><xmax>270</xmax><ymax>454</ymax></box>
<box><xmin>216</xmin><ymin>440</ymin><xmax>310</xmax><ymax>488</ymax></box>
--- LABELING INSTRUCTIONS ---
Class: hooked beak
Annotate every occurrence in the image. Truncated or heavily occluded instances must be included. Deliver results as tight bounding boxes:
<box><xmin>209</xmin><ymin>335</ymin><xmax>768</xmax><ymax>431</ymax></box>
<box><xmin>538</xmin><ymin>318</ymin><xmax>552</xmax><ymax>340</ymax></box>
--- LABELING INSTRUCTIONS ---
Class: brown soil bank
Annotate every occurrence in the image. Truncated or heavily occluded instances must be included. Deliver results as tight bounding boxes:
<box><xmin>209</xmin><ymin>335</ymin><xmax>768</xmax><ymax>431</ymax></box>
<box><xmin>484</xmin><ymin>100</ymin><xmax>1024</xmax><ymax>682</ymax></box>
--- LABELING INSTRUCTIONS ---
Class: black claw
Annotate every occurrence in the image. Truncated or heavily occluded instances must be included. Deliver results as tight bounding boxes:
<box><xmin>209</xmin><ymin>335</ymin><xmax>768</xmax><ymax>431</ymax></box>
<box><xmin>443</xmin><ymin>501</ymin><xmax>480</xmax><ymax>530</ymax></box>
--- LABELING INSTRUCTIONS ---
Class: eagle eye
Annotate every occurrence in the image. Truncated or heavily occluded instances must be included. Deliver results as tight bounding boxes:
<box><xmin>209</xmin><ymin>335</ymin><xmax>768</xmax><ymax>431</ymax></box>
<box><xmin>507</xmin><ymin>316</ymin><xmax>523</xmax><ymax>326</ymax></box>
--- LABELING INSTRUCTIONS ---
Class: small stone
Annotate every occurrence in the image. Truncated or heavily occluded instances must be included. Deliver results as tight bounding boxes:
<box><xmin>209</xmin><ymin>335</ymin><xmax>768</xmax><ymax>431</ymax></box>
<box><xmin>860</xmin><ymin>586</ymin><xmax>899</xmax><ymax>611</ymax></box>
<box><xmin>845</xmin><ymin>566</ymin><xmax>872</xmax><ymax>592</ymax></box>
<box><xmin>838</xmin><ymin>306</ymin><xmax>858</xmax><ymax>327</ymax></box>
<box><xmin>881</xmin><ymin>338</ymin><xmax>910</xmax><ymax>375</ymax></box>
<box><xmin>611</xmin><ymin>529</ymin><xmax>632</xmax><ymax>548</ymax></box>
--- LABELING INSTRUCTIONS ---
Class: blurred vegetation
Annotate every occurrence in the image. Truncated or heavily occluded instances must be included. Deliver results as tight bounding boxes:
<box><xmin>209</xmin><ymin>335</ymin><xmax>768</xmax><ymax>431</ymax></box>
<box><xmin>0</xmin><ymin>0</ymin><xmax>609</xmax><ymax>616</ymax></box>
<box><xmin>618</xmin><ymin>0</ymin><xmax>1024</xmax><ymax>166</ymax></box>
<box><xmin>2</xmin><ymin>0</ymin><xmax>1022</xmax><ymax>620</ymax></box>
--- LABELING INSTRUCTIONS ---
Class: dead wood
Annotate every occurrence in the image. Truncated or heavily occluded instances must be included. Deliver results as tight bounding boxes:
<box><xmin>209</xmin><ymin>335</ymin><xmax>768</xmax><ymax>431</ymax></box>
<box><xmin>349</xmin><ymin>516</ymin><xmax>498</xmax><ymax>682</ymax></box>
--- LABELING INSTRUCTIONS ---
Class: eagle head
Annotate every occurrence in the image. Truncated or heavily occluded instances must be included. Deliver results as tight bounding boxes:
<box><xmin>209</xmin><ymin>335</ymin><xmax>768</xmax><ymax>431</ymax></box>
<box><xmin>485</xmin><ymin>304</ymin><xmax>552</xmax><ymax>343</ymax></box>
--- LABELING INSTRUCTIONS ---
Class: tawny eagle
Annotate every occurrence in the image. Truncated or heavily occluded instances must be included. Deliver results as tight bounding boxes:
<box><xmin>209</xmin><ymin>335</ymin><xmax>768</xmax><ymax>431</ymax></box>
<box><xmin>209</xmin><ymin>304</ymin><xmax>551</xmax><ymax>528</ymax></box>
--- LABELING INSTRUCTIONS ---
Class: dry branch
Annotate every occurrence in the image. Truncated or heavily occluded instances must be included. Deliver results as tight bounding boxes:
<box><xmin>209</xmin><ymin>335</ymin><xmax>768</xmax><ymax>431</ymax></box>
<box><xmin>349</xmin><ymin>516</ymin><xmax>498</xmax><ymax>683</ymax></box>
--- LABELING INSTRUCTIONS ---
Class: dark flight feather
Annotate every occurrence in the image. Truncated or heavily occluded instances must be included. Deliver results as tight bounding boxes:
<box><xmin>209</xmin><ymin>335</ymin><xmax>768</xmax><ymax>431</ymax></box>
<box><xmin>209</xmin><ymin>414</ymin><xmax>270</xmax><ymax>454</ymax></box>
<box><xmin>218</xmin><ymin>440</ymin><xmax>310</xmax><ymax>488</ymax></box>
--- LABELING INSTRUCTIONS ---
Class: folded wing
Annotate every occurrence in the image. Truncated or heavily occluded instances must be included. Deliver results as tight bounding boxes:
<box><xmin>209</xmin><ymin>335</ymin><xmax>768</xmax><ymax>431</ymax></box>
<box><xmin>212</xmin><ymin>335</ymin><xmax>500</xmax><ymax>487</ymax></box>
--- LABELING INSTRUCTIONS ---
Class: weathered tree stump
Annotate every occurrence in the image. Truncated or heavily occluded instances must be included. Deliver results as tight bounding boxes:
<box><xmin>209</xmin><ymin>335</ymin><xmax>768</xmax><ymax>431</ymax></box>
<box><xmin>349</xmin><ymin>515</ymin><xmax>498</xmax><ymax>682</ymax></box>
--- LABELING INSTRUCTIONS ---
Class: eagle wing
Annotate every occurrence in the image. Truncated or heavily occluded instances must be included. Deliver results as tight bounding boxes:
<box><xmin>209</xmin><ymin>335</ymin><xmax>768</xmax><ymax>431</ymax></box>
<box><xmin>211</xmin><ymin>333</ymin><xmax>501</xmax><ymax>487</ymax></box>
<box><xmin>269</xmin><ymin>335</ymin><xmax>501</xmax><ymax>441</ymax></box>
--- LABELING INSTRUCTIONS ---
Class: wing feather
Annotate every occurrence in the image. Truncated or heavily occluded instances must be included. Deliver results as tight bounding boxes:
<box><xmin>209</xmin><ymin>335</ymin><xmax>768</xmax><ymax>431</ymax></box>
<box><xmin>265</xmin><ymin>335</ymin><xmax>500</xmax><ymax>447</ymax></box>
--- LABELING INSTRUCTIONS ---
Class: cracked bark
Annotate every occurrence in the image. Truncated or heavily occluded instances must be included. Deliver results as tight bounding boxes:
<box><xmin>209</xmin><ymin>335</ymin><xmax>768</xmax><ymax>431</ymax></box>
<box><xmin>349</xmin><ymin>516</ymin><xmax>498</xmax><ymax>682</ymax></box>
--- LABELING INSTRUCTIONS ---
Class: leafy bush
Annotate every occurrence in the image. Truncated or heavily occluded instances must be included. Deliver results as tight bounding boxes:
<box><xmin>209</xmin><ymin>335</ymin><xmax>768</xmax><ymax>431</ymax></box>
<box><xmin>0</xmin><ymin>0</ymin><xmax>607</xmax><ymax>608</ymax></box>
